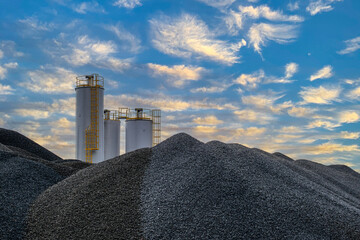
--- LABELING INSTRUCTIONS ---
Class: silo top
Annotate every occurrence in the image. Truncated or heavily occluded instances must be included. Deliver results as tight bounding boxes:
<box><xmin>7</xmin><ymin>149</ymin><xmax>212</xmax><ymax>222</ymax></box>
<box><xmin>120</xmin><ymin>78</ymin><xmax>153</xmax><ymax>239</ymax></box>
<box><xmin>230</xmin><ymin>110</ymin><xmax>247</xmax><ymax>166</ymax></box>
<box><xmin>76</xmin><ymin>73</ymin><xmax>104</xmax><ymax>89</ymax></box>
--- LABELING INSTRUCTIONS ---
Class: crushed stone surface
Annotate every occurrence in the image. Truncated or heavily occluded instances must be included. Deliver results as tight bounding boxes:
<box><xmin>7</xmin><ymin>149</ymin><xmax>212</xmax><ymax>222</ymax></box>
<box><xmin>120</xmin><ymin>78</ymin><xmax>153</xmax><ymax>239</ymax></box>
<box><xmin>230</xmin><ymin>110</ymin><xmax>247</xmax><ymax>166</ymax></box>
<box><xmin>141</xmin><ymin>133</ymin><xmax>360</xmax><ymax>240</ymax></box>
<box><xmin>26</xmin><ymin>148</ymin><xmax>151</xmax><ymax>240</ymax></box>
<box><xmin>0</xmin><ymin>151</ymin><xmax>64</xmax><ymax>240</ymax></box>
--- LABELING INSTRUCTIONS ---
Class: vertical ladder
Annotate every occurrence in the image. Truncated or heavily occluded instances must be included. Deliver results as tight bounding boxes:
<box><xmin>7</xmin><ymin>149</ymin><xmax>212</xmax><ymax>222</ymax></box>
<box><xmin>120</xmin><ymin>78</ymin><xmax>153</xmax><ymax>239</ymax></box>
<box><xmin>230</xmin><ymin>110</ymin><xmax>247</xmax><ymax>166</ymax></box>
<box><xmin>152</xmin><ymin>110</ymin><xmax>161</xmax><ymax>147</ymax></box>
<box><xmin>85</xmin><ymin>84</ymin><xmax>99</xmax><ymax>163</ymax></box>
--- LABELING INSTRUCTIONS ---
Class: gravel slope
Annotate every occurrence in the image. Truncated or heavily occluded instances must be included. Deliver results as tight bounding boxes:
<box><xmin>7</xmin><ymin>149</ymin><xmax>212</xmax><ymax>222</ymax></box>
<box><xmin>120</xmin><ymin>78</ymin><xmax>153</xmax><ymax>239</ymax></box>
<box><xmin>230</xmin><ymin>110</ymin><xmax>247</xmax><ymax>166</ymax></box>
<box><xmin>24</xmin><ymin>133</ymin><xmax>360</xmax><ymax>240</ymax></box>
<box><xmin>0</xmin><ymin>128</ymin><xmax>61</xmax><ymax>161</ymax></box>
<box><xmin>26</xmin><ymin>148</ymin><xmax>151</xmax><ymax>240</ymax></box>
<box><xmin>0</xmin><ymin>152</ymin><xmax>64</xmax><ymax>240</ymax></box>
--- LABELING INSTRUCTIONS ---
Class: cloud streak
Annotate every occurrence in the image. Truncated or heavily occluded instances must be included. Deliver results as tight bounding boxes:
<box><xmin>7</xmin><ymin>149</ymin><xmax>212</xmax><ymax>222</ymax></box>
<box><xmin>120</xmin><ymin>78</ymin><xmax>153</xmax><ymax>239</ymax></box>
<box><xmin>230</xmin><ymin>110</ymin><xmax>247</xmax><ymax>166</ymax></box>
<box><xmin>337</xmin><ymin>36</ymin><xmax>360</xmax><ymax>55</ymax></box>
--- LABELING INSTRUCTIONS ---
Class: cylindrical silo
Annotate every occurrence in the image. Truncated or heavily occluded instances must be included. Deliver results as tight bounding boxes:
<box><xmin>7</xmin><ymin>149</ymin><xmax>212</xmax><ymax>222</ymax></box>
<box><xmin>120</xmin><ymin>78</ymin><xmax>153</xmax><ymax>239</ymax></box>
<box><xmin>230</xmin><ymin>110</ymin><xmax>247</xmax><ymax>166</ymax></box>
<box><xmin>104</xmin><ymin>115</ymin><xmax>120</xmax><ymax>160</ymax></box>
<box><xmin>125</xmin><ymin>119</ymin><xmax>153</xmax><ymax>153</ymax></box>
<box><xmin>75</xmin><ymin>74</ymin><xmax>104</xmax><ymax>163</ymax></box>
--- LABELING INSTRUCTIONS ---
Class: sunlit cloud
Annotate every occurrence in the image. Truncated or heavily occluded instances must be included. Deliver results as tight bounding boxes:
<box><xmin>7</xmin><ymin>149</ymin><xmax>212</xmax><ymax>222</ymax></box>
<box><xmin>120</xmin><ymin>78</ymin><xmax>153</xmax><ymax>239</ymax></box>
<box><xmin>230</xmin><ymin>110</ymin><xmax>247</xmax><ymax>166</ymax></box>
<box><xmin>337</xmin><ymin>36</ymin><xmax>360</xmax><ymax>55</ymax></box>
<box><xmin>0</xmin><ymin>84</ymin><xmax>15</xmax><ymax>95</ymax></box>
<box><xmin>299</xmin><ymin>85</ymin><xmax>341</xmax><ymax>104</ymax></box>
<box><xmin>194</xmin><ymin>125</ymin><xmax>219</xmax><ymax>134</ymax></box>
<box><xmin>14</xmin><ymin>109</ymin><xmax>50</xmax><ymax>119</ymax></box>
<box><xmin>307</xmin><ymin>119</ymin><xmax>339</xmax><ymax>129</ymax></box>
<box><xmin>148</xmin><ymin>63</ymin><xmax>205</xmax><ymax>87</ymax></box>
<box><xmin>287</xmin><ymin>106</ymin><xmax>316</xmax><ymax>117</ymax></box>
<box><xmin>196</xmin><ymin>0</ymin><xmax>235</xmax><ymax>9</ymax></box>
<box><xmin>236</xmin><ymin>127</ymin><xmax>266</xmax><ymax>136</ymax></box>
<box><xmin>105</xmin><ymin>23</ymin><xmax>142</xmax><ymax>53</ymax></box>
<box><xmin>248</xmin><ymin>23</ymin><xmax>299</xmax><ymax>54</ymax></box>
<box><xmin>309</xmin><ymin>65</ymin><xmax>333</xmax><ymax>81</ymax></box>
<box><xmin>21</xmin><ymin>67</ymin><xmax>77</xmax><ymax>94</ymax></box>
<box><xmin>234</xmin><ymin>109</ymin><xmax>275</xmax><ymax>124</ymax></box>
<box><xmin>0</xmin><ymin>62</ymin><xmax>18</xmax><ymax>79</ymax></box>
<box><xmin>285</xmin><ymin>62</ymin><xmax>298</xmax><ymax>78</ymax></box>
<box><xmin>241</xmin><ymin>94</ymin><xmax>291</xmax><ymax>113</ymax></box>
<box><xmin>306</xmin><ymin>0</ymin><xmax>343</xmax><ymax>16</ymax></box>
<box><xmin>234</xmin><ymin>70</ymin><xmax>264</xmax><ymax>89</ymax></box>
<box><xmin>338</xmin><ymin>111</ymin><xmax>360</xmax><ymax>124</ymax></box>
<box><xmin>288</xmin><ymin>1</ymin><xmax>300</xmax><ymax>11</ymax></box>
<box><xmin>303</xmin><ymin>142</ymin><xmax>359</xmax><ymax>155</ymax></box>
<box><xmin>150</xmin><ymin>13</ymin><xmax>246</xmax><ymax>65</ymax></box>
<box><xmin>193</xmin><ymin>115</ymin><xmax>223</xmax><ymax>125</ymax></box>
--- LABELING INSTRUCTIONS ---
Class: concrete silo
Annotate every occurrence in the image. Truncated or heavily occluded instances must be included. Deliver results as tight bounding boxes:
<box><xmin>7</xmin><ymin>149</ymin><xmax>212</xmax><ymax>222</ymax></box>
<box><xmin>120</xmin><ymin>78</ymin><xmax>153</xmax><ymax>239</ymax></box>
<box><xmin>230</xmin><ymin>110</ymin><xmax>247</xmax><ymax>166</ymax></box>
<box><xmin>124</xmin><ymin>108</ymin><xmax>161</xmax><ymax>153</ymax></box>
<box><xmin>75</xmin><ymin>74</ymin><xmax>104</xmax><ymax>163</ymax></box>
<box><xmin>104</xmin><ymin>109</ymin><xmax>120</xmax><ymax>160</ymax></box>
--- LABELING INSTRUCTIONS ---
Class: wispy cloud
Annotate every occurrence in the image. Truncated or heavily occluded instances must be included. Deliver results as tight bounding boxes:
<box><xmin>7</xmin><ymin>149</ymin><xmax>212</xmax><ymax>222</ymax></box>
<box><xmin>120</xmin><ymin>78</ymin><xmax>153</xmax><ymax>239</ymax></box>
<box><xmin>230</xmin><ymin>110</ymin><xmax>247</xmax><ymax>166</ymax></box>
<box><xmin>248</xmin><ymin>23</ymin><xmax>299</xmax><ymax>54</ymax></box>
<box><xmin>72</xmin><ymin>1</ymin><xmax>105</xmax><ymax>14</ymax></box>
<box><xmin>147</xmin><ymin>63</ymin><xmax>205</xmax><ymax>87</ymax></box>
<box><xmin>337</xmin><ymin>36</ymin><xmax>360</xmax><ymax>55</ymax></box>
<box><xmin>306</xmin><ymin>0</ymin><xmax>343</xmax><ymax>16</ymax></box>
<box><xmin>309</xmin><ymin>65</ymin><xmax>333</xmax><ymax>81</ymax></box>
<box><xmin>300</xmin><ymin>85</ymin><xmax>341</xmax><ymax>104</ymax></box>
<box><xmin>288</xmin><ymin>1</ymin><xmax>300</xmax><ymax>11</ymax></box>
<box><xmin>150</xmin><ymin>13</ymin><xmax>246</xmax><ymax>65</ymax></box>
<box><xmin>234</xmin><ymin>70</ymin><xmax>264</xmax><ymax>89</ymax></box>
<box><xmin>113</xmin><ymin>0</ymin><xmax>142</xmax><ymax>9</ymax></box>
<box><xmin>190</xmin><ymin>85</ymin><xmax>228</xmax><ymax>93</ymax></box>
<box><xmin>21</xmin><ymin>67</ymin><xmax>77</xmax><ymax>94</ymax></box>
<box><xmin>288</xmin><ymin>106</ymin><xmax>316</xmax><ymax>117</ymax></box>
<box><xmin>0</xmin><ymin>84</ymin><xmax>14</xmax><ymax>95</ymax></box>
<box><xmin>234</xmin><ymin>109</ymin><xmax>275</xmax><ymax>124</ymax></box>
<box><xmin>225</xmin><ymin>4</ymin><xmax>303</xmax><ymax>35</ymax></box>
<box><xmin>242</xmin><ymin>94</ymin><xmax>292</xmax><ymax>113</ymax></box>
<box><xmin>0</xmin><ymin>62</ymin><xmax>18</xmax><ymax>79</ymax></box>
<box><xmin>61</xmin><ymin>35</ymin><xmax>131</xmax><ymax>72</ymax></box>
<box><xmin>285</xmin><ymin>62</ymin><xmax>298</xmax><ymax>78</ymax></box>
<box><xmin>196</xmin><ymin>0</ymin><xmax>235</xmax><ymax>9</ymax></box>
<box><xmin>18</xmin><ymin>17</ymin><xmax>54</xmax><ymax>31</ymax></box>
<box><xmin>303</xmin><ymin>142</ymin><xmax>359</xmax><ymax>155</ymax></box>
<box><xmin>105</xmin><ymin>23</ymin><xmax>142</xmax><ymax>53</ymax></box>
<box><xmin>193</xmin><ymin>115</ymin><xmax>223</xmax><ymax>125</ymax></box>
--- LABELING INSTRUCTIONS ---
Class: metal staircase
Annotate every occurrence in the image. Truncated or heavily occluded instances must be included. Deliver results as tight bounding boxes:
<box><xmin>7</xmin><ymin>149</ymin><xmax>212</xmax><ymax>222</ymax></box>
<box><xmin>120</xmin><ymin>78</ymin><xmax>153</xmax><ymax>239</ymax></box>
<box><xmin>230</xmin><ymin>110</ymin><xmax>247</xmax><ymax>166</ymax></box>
<box><xmin>85</xmin><ymin>79</ymin><xmax>100</xmax><ymax>163</ymax></box>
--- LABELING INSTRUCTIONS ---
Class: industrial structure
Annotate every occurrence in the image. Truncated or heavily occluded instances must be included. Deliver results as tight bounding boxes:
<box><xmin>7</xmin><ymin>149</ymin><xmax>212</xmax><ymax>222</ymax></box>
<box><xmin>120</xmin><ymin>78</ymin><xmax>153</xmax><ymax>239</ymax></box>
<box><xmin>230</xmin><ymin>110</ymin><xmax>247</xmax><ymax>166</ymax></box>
<box><xmin>75</xmin><ymin>74</ymin><xmax>161</xmax><ymax>163</ymax></box>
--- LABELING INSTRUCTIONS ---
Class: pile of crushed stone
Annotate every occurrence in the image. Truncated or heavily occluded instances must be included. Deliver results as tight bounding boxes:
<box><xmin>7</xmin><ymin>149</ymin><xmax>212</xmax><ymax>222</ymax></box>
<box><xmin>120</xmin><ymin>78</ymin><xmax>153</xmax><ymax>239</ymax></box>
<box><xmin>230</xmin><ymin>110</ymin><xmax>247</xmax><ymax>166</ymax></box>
<box><xmin>26</xmin><ymin>133</ymin><xmax>360</xmax><ymax>239</ymax></box>
<box><xmin>0</xmin><ymin>128</ymin><xmax>90</xmax><ymax>240</ymax></box>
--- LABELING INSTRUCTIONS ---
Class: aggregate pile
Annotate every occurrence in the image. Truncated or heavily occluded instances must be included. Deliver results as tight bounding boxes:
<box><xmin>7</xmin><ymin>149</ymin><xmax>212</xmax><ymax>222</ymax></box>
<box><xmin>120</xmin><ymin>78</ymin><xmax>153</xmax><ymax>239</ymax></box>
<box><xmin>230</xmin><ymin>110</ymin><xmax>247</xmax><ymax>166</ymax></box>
<box><xmin>0</xmin><ymin>129</ymin><xmax>90</xmax><ymax>240</ymax></box>
<box><xmin>26</xmin><ymin>133</ymin><xmax>360</xmax><ymax>240</ymax></box>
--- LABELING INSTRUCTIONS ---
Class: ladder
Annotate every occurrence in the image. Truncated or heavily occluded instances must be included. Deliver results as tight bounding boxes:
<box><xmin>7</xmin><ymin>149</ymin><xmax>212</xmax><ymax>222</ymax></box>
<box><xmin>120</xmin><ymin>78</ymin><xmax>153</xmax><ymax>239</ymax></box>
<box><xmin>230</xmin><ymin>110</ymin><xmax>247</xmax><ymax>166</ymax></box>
<box><xmin>152</xmin><ymin>110</ymin><xmax>161</xmax><ymax>147</ymax></box>
<box><xmin>85</xmin><ymin>85</ymin><xmax>99</xmax><ymax>163</ymax></box>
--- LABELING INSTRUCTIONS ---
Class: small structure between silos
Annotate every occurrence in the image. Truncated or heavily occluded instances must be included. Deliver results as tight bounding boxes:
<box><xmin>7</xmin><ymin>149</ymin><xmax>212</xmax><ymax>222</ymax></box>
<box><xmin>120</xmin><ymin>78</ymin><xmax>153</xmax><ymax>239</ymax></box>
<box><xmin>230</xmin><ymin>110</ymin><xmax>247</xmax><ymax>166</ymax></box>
<box><xmin>75</xmin><ymin>73</ymin><xmax>161</xmax><ymax>164</ymax></box>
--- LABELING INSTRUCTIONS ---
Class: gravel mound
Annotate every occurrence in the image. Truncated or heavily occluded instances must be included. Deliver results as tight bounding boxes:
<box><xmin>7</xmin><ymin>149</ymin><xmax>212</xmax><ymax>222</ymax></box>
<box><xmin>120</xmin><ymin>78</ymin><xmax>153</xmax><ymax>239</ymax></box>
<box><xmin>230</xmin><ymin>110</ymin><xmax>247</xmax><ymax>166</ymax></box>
<box><xmin>273</xmin><ymin>152</ymin><xmax>294</xmax><ymax>161</ymax></box>
<box><xmin>328</xmin><ymin>164</ymin><xmax>360</xmax><ymax>179</ymax></box>
<box><xmin>24</xmin><ymin>133</ymin><xmax>360</xmax><ymax>239</ymax></box>
<box><xmin>141</xmin><ymin>133</ymin><xmax>360</xmax><ymax>239</ymax></box>
<box><xmin>0</xmin><ymin>128</ymin><xmax>61</xmax><ymax>161</ymax></box>
<box><xmin>0</xmin><ymin>142</ymin><xmax>12</xmax><ymax>152</ymax></box>
<box><xmin>0</xmin><ymin>151</ymin><xmax>64</xmax><ymax>240</ymax></box>
<box><xmin>26</xmin><ymin>148</ymin><xmax>151</xmax><ymax>240</ymax></box>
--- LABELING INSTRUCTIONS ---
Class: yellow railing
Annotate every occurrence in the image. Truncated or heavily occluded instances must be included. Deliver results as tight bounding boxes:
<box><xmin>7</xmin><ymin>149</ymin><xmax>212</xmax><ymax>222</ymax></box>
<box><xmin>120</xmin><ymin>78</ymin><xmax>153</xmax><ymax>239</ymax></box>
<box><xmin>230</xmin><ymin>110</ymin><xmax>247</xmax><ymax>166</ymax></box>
<box><xmin>104</xmin><ymin>109</ymin><xmax>120</xmax><ymax>121</ymax></box>
<box><xmin>76</xmin><ymin>74</ymin><xmax>104</xmax><ymax>88</ymax></box>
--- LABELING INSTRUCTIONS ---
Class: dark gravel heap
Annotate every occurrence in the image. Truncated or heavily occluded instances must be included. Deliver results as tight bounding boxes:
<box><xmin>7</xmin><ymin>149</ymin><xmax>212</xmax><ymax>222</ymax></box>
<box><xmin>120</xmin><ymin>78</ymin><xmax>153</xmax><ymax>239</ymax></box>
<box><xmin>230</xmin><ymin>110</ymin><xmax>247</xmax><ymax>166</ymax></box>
<box><xmin>0</xmin><ymin>151</ymin><xmax>64</xmax><ymax>240</ymax></box>
<box><xmin>0</xmin><ymin>128</ymin><xmax>91</xmax><ymax>240</ymax></box>
<box><xmin>0</xmin><ymin>128</ymin><xmax>61</xmax><ymax>161</ymax></box>
<box><xmin>141</xmin><ymin>133</ymin><xmax>360</xmax><ymax>239</ymax></box>
<box><xmin>24</xmin><ymin>133</ymin><xmax>360</xmax><ymax>239</ymax></box>
<box><xmin>26</xmin><ymin>148</ymin><xmax>151</xmax><ymax>240</ymax></box>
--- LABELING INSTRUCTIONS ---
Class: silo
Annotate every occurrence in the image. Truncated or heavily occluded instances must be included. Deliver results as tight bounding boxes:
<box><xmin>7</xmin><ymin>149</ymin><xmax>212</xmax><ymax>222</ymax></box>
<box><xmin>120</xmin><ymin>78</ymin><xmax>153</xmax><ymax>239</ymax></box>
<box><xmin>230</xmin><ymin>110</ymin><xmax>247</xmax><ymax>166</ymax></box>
<box><xmin>125</xmin><ymin>108</ymin><xmax>153</xmax><ymax>153</ymax></box>
<box><xmin>104</xmin><ymin>110</ymin><xmax>120</xmax><ymax>160</ymax></box>
<box><xmin>75</xmin><ymin>74</ymin><xmax>104</xmax><ymax>163</ymax></box>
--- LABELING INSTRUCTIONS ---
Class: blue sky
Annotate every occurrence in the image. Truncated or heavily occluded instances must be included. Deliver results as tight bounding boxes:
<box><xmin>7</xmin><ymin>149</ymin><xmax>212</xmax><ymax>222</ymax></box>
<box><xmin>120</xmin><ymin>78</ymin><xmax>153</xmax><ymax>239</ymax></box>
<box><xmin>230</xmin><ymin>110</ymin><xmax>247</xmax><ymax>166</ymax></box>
<box><xmin>0</xmin><ymin>0</ymin><xmax>360</xmax><ymax>170</ymax></box>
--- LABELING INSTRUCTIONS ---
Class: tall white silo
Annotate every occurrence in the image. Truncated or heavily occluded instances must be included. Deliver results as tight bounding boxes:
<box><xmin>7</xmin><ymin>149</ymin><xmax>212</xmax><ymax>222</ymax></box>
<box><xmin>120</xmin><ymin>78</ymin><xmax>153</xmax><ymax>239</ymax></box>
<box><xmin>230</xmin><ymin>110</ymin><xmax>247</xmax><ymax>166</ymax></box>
<box><xmin>125</xmin><ymin>108</ymin><xmax>153</xmax><ymax>153</ymax></box>
<box><xmin>104</xmin><ymin>110</ymin><xmax>120</xmax><ymax>160</ymax></box>
<box><xmin>75</xmin><ymin>74</ymin><xmax>104</xmax><ymax>163</ymax></box>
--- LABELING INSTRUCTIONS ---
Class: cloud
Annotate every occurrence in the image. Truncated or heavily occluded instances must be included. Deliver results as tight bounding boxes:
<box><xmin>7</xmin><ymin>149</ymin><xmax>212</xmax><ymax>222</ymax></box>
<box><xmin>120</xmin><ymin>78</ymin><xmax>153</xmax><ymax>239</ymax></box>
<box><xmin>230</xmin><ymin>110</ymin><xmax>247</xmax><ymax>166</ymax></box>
<box><xmin>148</xmin><ymin>63</ymin><xmax>205</xmax><ymax>87</ymax></box>
<box><xmin>288</xmin><ymin>1</ymin><xmax>300</xmax><ymax>11</ymax></box>
<box><xmin>21</xmin><ymin>67</ymin><xmax>77</xmax><ymax>94</ymax></box>
<box><xmin>234</xmin><ymin>109</ymin><xmax>274</xmax><ymax>124</ymax></box>
<box><xmin>285</xmin><ymin>62</ymin><xmax>298</xmax><ymax>78</ymax></box>
<box><xmin>338</xmin><ymin>111</ymin><xmax>360</xmax><ymax>124</ymax></box>
<box><xmin>348</xmin><ymin>86</ymin><xmax>360</xmax><ymax>99</ymax></box>
<box><xmin>193</xmin><ymin>115</ymin><xmax>223</xmax><ymax>125</ymax></box>
<box><xmin>194</xmin><ymin>125</ymin><xmax>218</xmax><ymax>134</ymax></box>
<box><xmin>105</xmin><ymin>94</ymin><xmax>237</xmax><ymax>112</ymax></box>
<box><xmin>304</xmin><ymin>142</ymin><xmax>359</xmax><ymax>155</ymax></box>
<box><xmin>50</xmin><ymin>97</ymin><xmax>76</xmax><ymax>116</ymax></box>
<box><xmin>105</xmin><ymin>23</ymin><xmax>142</xmax><ymax>53</ymax></box>
<box><xmin>248</xmin><ymin>23</ymin><xmax>298</xmax><ymax>54</ymax></box>
<box><xmin>236</xmin><ymin>127</ymin><xmax>266</xmax><ymax>136</ymax></box>
<box><xmin>72</xmin><ymin>1</ymin><xmax>105</xmax><ymax>14</ymax></box>
<box><xmin>241</xmin><ymin>94</ymin><xmax>291</xmax><ymax>113</ymax></box>
<box><xmin>234</xmin><ymin>70</ymin><xmax>264</xmax><ymax>89</ymax></box>
<box><xmin>225</xmin><ymin>5</ymin><xmax>303</xmax><ymax>35</ymax></box>
<box><xmin>299</xmin><ymin>85</ymin><xmax>341</xmax><ymax>104</ymax></box>
<box><xmin>191</xmin><ymin>86</ymin><xmax>228</xmax><ymax>93</ymax></box>
<box><xmin>306</xmin><ymin>0</ymin><xmax>343</xmax><ymax>16</ymax></box>
<box><xmin>0</xmin><ymin>50</ymin><xmax>3</xmax><ymax>59</ymax></box>
<box><xmin>0</xmin><ymin>84</ymin><xmax>14</xmax><ymax>95</ymax></box>
<box><xmin>337</xmin><ymin>36</ymin><xmax>360</xmax><ymax>55</ymax></box>
<box><xmin>18</xmin><ymin>17</ymin><xmax>54</xmax><ymax>31</ymax></box>
<box><xmin>0</xmin><ymin>41</ymin><xmax>24</xmax><ymax>57</ymax></box>
<box><xmin>113</xmin><ymin>0</ymin><xmax>142</xmax><ymax>9</ymax></box>
<box><xmin>14</xmin><ymin>109</ymin><xmax>50</xmax><ymax>119</ymax></box>
<box><xmin>287</xmin><ymin>106</ymin><xmax>315</xmax><ymax>117</ymax></box>
<box><xmin>150</xmin><ymin>13</ymin><xmax>246</xmax><ymax>65</ymax></box>
<box><xmin>0</xmin><ymin>62</ymin><xmax>18</xmax><ymax>79</ymax></box>
<box><xmin>307</xmin><ymin>119</ymin><xmax>339</xmax><ymax>129</ymax></box>
<box><xmin>309</xmin><ymin>65</ymin><xmax>333</xmax><ymax>81</ymax></box>
<box><xmin>61</xmin><ymin>35</ymin><xmax>131</xmax><ymax>72</ymax></box>
<box><xmin>279</xmin><ymin>126</ymin><xmax>304</xmax><ymax>133</ymax></box>
<box><xmin>196</xmin><ymin>0</ymin><xmax>235</xmax><ymax>8</ymax></box>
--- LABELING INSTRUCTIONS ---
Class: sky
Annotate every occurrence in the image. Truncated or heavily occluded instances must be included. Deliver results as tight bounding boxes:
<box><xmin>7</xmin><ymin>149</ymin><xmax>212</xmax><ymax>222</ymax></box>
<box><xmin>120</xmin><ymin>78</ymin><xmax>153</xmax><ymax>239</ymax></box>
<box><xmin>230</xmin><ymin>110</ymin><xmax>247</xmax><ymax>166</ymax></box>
<box><xmin>0</xmin><ymin>0</ymin><xmax>360</xmax><ymax>170</ymax></box>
